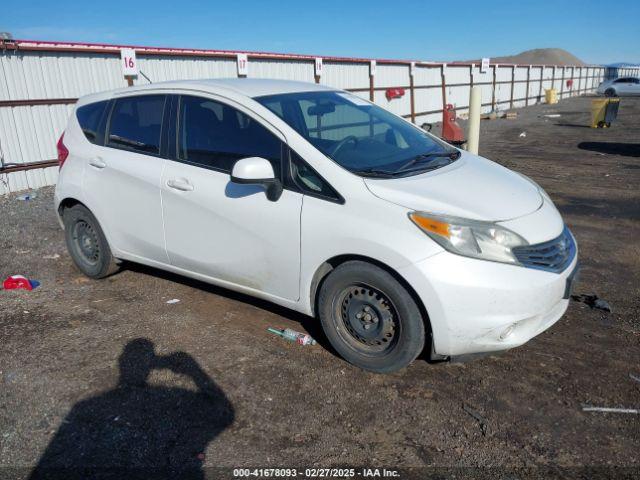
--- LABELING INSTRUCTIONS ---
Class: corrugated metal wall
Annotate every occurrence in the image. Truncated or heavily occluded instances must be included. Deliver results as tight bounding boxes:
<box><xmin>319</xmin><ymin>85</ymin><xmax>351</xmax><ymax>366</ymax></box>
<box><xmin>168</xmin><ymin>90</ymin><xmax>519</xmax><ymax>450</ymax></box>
<box><xmin>1</xmin><ymin>39</ymin><xmax>635</xmax><ymax>195</ymax></box>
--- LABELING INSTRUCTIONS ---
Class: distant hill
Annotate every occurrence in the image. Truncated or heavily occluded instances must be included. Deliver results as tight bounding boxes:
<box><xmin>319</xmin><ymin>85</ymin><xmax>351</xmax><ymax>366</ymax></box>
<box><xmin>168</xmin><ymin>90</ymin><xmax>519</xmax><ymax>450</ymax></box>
<box><xmin>469</xmin><ymin>48</ymin><xmax>586</xmax><ymax>66</ymax></box>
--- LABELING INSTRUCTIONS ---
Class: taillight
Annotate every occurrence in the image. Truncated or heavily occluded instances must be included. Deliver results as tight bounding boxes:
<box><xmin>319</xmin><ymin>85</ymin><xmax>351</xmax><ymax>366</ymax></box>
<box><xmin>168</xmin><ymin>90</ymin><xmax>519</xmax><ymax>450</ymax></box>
<box><xmin>57</xmin><ymin>133</ymin><xmax>69</xmax><ymax>169</ymax></box>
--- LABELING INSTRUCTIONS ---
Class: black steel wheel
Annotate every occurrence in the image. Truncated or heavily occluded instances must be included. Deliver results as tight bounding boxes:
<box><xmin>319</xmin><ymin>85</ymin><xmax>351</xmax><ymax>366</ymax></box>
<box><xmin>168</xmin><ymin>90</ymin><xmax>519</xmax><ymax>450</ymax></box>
<box><xmin>318</xmin><ymin>261</ymin><xmax>426</xmax><ymax>373</ymax></box>
<box><xmin>604</xmin><ymin>88</ymin><xmax>616</xmax><ymax>97</ymax></box>
<box><xmin>72</xmin><ymin>219</ymin><xmax>101</xmax><ymax>265</ymax></box>
<box><xmin>63</xmin><ymin>204</ymin><xmax>118</xmax><ymax>279</ymax></box>
<box><xmin>337</xmin><ymin>283</ymin><xmax>399</xmax><ymax>354</ymax></box>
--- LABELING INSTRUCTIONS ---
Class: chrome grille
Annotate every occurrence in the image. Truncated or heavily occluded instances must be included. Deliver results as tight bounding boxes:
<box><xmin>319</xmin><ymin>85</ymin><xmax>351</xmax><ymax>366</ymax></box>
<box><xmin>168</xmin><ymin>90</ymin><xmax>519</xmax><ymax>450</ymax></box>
<box><xmin>513</xmin><ymin>226</ymin><xmax>576</xmax><ymax>273</ymax></box>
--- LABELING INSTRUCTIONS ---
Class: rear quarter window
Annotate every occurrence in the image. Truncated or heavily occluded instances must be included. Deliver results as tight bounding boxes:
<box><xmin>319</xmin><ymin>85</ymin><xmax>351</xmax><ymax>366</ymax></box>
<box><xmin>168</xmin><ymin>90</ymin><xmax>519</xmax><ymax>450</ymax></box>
<box><xmin>76</xmin><ymin>101</ymin><xmax>109</xmax><ymax>145</ymax></box>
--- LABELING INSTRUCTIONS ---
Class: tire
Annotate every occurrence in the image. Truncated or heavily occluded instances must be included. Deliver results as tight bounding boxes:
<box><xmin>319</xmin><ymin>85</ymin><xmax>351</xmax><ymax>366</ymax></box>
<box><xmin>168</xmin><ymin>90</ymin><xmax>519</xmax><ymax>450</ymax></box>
<box><xmin>604</xmin><ymin>88</ymin><xmax>616</xmax><ymax>97</ymax></box>
<box><xmin>318</xmin><ymin>261</ymin><xmax>426</xmax><ymax>373</ymax></box>
<box><xmin>63</xmin><ymin>204</ymin><xmax>118</xmax><ymax>279</ymax></box>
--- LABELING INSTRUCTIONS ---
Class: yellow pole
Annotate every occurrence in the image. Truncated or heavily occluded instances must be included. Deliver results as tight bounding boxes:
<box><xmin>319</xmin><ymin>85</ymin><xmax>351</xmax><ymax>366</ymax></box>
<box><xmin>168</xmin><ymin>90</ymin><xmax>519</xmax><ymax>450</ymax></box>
<box><xmin>467</xmin><ymin>86</ymin><xmax>481</xmax><ymax>154</ymax></box>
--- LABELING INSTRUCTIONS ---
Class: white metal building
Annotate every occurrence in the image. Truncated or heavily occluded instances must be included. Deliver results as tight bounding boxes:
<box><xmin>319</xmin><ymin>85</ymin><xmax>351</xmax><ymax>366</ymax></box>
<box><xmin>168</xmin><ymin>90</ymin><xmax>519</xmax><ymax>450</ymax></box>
<box><xmin>1</xmin><ymin>38</ymin><xmax>636</xmax><ymax>195</ymax></box>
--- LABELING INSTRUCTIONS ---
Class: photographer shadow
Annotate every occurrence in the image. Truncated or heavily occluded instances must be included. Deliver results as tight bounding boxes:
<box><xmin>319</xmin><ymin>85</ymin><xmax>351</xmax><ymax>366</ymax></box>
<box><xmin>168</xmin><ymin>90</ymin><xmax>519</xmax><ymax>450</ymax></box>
<box><xmin>29</xmin><ymin>338</ymin><xmax>234</xmax><ymax>480</ymax></box>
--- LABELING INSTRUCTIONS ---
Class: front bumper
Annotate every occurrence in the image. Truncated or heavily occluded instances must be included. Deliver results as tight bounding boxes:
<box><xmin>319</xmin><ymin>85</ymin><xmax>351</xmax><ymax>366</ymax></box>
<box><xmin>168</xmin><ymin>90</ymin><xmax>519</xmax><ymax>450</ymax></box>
<box><xmin>398</xmin><ymin>250</ymin><xmax>578</xmax><ymax>357</ymax></box>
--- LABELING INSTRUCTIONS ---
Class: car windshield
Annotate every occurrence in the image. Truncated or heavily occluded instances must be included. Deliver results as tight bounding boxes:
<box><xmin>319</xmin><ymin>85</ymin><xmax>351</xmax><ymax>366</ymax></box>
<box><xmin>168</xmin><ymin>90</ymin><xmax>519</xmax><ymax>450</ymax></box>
<box><xmin>256</xmin><ymin>91</ymin><xmax>459</xmax><ymax>178</ymax></box>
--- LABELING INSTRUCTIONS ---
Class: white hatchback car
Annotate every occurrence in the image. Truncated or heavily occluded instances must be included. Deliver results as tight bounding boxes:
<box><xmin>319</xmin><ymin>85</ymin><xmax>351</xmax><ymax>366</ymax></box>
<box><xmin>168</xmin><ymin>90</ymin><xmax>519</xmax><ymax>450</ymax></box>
<box><xmin>55</xmin><ymin>79</ymin><xmax>578</xmax><ymax>373</ymax></box>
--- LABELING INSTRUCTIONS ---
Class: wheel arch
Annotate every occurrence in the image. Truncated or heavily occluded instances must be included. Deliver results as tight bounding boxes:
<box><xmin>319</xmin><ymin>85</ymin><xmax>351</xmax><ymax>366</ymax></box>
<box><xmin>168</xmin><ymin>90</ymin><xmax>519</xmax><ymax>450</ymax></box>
<box><xmin>57</xmin><ymin>196</ymin><xmax>87</xmax><ymax>219</ymax></box>
<box><xmin>57</xmin><ymin>196</ymin><xmax>117</xmax><ymax>253</ymax></box>
<box><xmin>309</xmin><ymin>254</ymin><xmax>432</xmax><ymax>336</ymax></box>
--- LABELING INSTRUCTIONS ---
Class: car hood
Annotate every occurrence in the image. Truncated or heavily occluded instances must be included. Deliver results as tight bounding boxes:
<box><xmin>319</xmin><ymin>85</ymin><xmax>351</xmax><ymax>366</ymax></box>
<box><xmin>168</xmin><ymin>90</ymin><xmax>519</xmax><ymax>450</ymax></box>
<box><xmin>364</xmin><ymin>151</ymin><xmax>543</xmax><ymax>221</ymax></box>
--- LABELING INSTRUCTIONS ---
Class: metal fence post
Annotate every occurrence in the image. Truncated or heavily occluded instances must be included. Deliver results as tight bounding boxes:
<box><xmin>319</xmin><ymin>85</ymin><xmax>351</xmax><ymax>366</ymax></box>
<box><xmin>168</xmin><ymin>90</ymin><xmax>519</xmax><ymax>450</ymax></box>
<box><xmin>525</xmin><ymin>65</ymin><xmax>531</xmax><ymax>106</ymax></box>
<box><xmin>491</xmin><ymin>64</ymin><xmax>497</xmax><ymax>112</ymax></box>
<box><xmin>409</xmin><ymin>62</ymin><xmax>416</xmax><ymax>124</ymax></box>
<box><xmin>369</xmin><ymin>60</ymin><xmax>375</xmax><ymax>102</ymax></box>
<box><xmin>538</xmin><ymin>66</ymin><xmax>544</xmax><ymax>103</ymax></box>
<box><xmin>577</xmin><ymin>67</ymin><xmax>582</xmax><ymax>95</ymax></box>
<box><xmin>510</xmin><ymin>65</ymin><xmax>515</xmax><ymax>109</ymax></box>
<box><xmin>441</xmin><ymin>63</ymin><xmax>447</xmax><ymax>112</ymax></box>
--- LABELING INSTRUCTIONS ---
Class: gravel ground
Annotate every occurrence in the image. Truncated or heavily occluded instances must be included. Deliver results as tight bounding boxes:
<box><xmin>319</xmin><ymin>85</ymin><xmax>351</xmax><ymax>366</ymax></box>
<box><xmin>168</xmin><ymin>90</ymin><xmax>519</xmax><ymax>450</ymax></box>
<box><xmin>0</xmin><ymin>96</ymin><xmax>639</xmax><ymax>479</ymax></box>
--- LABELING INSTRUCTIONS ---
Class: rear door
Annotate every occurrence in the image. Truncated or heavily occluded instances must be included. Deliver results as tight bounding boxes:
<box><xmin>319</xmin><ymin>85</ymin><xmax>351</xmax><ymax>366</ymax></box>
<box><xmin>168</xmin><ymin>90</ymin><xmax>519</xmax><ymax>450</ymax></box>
<box><xmin>83</xmin><ymin>94</ymin><xmax>169</xmax><ymax>264</ymax></box>
<box><xmin>161</xmin><ymin>94</ymin><xmax>303</xmax><ymax>301</ymax></box>
<box><xmin>614</xmin><ymin>78</ymin><xmax>633</xmax><ymax>95</ymax></box>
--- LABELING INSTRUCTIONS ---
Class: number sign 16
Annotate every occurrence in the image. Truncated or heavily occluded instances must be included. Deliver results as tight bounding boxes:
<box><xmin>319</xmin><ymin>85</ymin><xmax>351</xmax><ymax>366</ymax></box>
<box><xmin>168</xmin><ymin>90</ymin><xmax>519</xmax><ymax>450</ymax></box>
<box><xmin>120</xmin><ymin>48</ymin><xmax>138</xmax><ymax>76</ymax></box>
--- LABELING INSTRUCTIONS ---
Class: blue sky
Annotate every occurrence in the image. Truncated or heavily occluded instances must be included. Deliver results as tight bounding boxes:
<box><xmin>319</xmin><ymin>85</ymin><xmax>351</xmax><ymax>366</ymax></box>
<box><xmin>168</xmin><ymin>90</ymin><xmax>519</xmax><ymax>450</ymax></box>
<box><xmin>4</xmin><ymin>0</ymin><xmax>639</xmax><ymax>65</ymax></box>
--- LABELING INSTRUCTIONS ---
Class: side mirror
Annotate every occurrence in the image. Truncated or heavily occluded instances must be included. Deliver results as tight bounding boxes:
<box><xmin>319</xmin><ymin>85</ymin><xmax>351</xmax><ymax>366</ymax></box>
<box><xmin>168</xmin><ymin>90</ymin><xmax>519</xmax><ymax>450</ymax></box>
<box><xmin>230</xmin><ymin>157</ymin><xmax>283</xmax><ymax>201</ymax></box>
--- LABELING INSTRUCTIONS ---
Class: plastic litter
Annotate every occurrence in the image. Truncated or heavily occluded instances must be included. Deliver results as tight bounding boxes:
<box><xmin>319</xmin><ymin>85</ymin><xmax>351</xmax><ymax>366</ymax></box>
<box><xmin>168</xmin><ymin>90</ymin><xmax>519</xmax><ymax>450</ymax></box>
<box><xmin>519</xmin><ymin>132</ymin><xmax>527</xmax><ymax>138</ymax></box>
<box><xmin>43</xmin><ymin>253</ymin><xmax>61</xmax><ymax>260</ymax></box>
<box><xmin>267</xmin><ymin>327</ymin><xmax>316</xmax><ymax>346</ymax></box>
<box><xmin>166</xmin><ymin>299</ymin><xmax>180</xmax><ymax>304</ymax></box>
<box><xmin>582</xmin><ymin>406</ymin><xmax>639</xmax><ymax>414</ymax></box>
<box><xmin>570</xmin><ymin>294</ymin><xmax>612</xmax><ymax>313</ymax></box>
<box><xmin>2</xmin><ymin>275</ymin><xmax>40</xmax><ymax>291</ymax></box>
<box><xmin>16</xmin><ymin>191</ymin><xmax>37</xmax><ymax>201</ymax></box>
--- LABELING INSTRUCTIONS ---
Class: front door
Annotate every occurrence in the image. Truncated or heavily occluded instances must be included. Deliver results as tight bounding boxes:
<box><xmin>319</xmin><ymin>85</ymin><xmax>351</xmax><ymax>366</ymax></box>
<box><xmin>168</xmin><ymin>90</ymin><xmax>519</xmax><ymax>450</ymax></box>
<box><xmin>161</xmin><ymin>95</ymin><xmax>302</xmax><ymax>301</ymax></box>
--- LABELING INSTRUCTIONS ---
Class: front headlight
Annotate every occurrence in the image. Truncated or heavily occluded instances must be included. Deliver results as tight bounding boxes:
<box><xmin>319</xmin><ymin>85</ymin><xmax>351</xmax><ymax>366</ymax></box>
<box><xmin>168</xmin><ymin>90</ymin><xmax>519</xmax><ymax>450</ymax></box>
<box><xmin>409</xmin><ymin>212</ymin><xmax>528</xmax><ymax>264</ymax></box>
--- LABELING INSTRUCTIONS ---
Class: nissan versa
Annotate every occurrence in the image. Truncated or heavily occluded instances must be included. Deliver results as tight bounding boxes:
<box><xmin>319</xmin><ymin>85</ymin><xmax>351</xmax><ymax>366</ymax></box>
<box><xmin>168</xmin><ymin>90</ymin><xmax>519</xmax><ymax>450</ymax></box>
<box><xmin>54</xmin><ymin>79</ymin><xmax>578</xmax><ymax>373</ymax></box>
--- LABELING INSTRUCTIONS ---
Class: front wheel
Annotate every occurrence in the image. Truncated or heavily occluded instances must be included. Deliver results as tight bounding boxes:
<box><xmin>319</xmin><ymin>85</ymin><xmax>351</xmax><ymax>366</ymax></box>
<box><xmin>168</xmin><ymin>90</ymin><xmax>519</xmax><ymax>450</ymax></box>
<box><xmin>604</xmin><ymin>88</ymin><xmax>616</xmax><ymax>97</ymax></box>
<box><xmin>318</xmin><ymin>261</ymin><xmax>426</xmax><ymax>373</ymax></box>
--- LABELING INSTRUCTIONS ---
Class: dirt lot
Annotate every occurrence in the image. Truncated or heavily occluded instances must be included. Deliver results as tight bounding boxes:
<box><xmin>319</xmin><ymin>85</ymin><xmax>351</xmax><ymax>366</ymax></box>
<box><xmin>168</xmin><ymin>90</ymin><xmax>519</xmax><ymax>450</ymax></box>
<box><xmin>1</xmin><ymin>96</ymin><xmax>639</xmax><ymax>479</ymax></box>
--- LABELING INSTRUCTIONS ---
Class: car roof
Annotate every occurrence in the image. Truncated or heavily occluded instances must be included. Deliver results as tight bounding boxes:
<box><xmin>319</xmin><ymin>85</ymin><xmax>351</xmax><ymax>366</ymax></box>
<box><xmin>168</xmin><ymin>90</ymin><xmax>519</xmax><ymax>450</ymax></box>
<box><xmin>192</xmin><ymin>78</ymin><xmax>337</xmax><ymax>97</ymax></box>
<box><xmin>79</xmin><ymin>78</ymin><xmax>338</xmax><ymax>105</ymax></box>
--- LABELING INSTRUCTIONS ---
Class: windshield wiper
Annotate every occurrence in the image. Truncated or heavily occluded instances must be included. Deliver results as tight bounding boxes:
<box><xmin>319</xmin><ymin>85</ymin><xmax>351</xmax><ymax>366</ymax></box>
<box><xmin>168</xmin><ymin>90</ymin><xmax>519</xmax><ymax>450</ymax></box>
<box><xmin>350</xmin><ymin>150</ymin><xmax>460</xmax><ymax>179</ymax></box>
<box><xmin>350</xmin><ymin>167</ymin><xmax>397</xmax><ymax>178</ymax></box>
<box><xmin>393</xmin><ymin>150</ymin><xmax>460</xmax><ymax>174</ymax></box>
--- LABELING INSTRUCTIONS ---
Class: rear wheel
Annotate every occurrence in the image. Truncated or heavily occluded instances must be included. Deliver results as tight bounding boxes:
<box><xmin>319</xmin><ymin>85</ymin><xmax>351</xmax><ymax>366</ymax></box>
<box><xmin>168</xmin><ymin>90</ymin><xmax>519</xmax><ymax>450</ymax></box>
<box><xmin>63</xmin><ymin>204</ymin><xmax>118</xmax><ymax>279</ymax></box>
<box><xmin>604</xmin><ymin>88</ymin><xmax>616</xmax><ymax>97</ymax></box>
<box><xmin>318</xmin><ymin>261</ymin><xmax>425</xmax><ymax>373</ymax></box>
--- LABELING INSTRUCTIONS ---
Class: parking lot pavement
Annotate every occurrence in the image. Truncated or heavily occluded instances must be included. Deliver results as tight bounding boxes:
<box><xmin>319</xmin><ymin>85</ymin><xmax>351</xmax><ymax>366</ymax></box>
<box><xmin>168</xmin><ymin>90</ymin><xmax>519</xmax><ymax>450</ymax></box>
<box><xmin>1</xmin><ymin>96</ymin><xmax>639</xmax><ymax>476</ymax></box>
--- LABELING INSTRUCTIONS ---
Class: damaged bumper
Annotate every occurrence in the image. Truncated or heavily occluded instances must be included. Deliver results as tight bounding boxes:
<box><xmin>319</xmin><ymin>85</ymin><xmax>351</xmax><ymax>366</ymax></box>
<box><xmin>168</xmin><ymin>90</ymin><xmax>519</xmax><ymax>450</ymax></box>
<box><xmin>399</xmin><ymin>250</ymin><xmax>579</xmax><ymax>358</ymax></box>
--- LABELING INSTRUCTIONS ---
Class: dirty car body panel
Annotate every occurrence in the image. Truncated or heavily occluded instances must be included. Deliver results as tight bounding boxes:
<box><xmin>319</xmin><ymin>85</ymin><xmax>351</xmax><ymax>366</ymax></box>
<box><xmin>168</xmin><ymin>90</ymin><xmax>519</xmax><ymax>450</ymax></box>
<box><xmin>55</xmin><ymin>78</ymin><xmax>577</xmax><ymax>369</ymax></box>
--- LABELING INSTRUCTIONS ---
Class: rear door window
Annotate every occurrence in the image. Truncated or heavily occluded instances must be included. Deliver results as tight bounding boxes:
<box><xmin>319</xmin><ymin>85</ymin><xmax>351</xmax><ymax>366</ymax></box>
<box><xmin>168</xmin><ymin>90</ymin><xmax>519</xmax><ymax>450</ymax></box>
<box><xmin>107</xmin><ymin>95</ymin><xmax>166</xmax><ymax>155</ymax></box>
<box><xmin>177</xmin><ymin>95</ymin><xmax>282</xmax><ymax>177</ymax></box>
<box><xmin>76</xmin><ymin>101</ymin><xmax>109</xmax><ymax>145</ymax></box>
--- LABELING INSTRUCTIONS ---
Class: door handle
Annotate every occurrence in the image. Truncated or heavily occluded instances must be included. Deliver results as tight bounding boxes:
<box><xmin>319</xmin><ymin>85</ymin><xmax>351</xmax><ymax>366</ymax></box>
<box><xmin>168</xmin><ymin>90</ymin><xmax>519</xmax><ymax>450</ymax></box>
<box><xmin>166</xmin><ymin>178</ymin><xmax>194</xmax><ymax>192</ymax></box>
<box><xmin>89</xmin><ymin>157</ymin><xmax>106</xmax><ymax>169</ymax></box>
